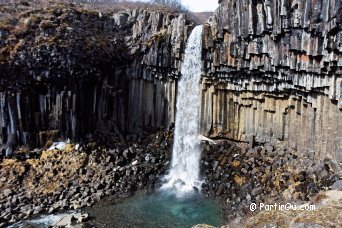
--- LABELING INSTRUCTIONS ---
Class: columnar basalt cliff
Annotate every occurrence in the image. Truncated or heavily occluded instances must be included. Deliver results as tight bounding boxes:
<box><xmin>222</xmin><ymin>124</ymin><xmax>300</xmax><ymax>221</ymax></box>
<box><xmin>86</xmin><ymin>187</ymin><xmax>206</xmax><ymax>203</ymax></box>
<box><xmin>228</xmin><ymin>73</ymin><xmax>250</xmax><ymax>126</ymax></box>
<box><xmin>201</xmin><ymin>0</ymin><xmax>342</xmax><ymax>161</ymax></box>
<box><xmin>0</xmin><ymin>1</ymin><xmax>341</xmax><ymax>162</ymax></box>
<box><xmin>0</xmin><ymin>2</ymin><xmax>341</xmax><ymax>226</ymax></box>
<box><xmin>0</xmin><ymin>4</ymin><xmax>194</xmax><ymax>152</ymax></box>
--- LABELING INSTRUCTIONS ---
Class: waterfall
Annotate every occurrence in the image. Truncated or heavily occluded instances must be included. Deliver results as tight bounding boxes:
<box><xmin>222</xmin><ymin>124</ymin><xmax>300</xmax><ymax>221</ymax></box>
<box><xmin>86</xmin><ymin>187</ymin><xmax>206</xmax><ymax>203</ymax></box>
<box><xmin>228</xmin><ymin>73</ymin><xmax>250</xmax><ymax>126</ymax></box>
<box><xmin>162</xmin><ymin>25</ymin><xmax>203</xmax><ymax>194</ymax></box>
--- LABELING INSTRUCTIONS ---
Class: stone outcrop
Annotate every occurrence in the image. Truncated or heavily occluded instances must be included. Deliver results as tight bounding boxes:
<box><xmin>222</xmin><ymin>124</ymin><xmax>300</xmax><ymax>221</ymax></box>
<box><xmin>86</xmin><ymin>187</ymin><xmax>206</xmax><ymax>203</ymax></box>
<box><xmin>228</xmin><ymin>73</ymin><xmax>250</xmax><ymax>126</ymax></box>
<box><xmin>0</xmin><ymin>4</ymin><xmax>194</xmax><ymax>152</ymax></box>
<box><xmin>201</xmin><ymin>0</ymin><xmax>342</xmax><ymax>161</ymax></box>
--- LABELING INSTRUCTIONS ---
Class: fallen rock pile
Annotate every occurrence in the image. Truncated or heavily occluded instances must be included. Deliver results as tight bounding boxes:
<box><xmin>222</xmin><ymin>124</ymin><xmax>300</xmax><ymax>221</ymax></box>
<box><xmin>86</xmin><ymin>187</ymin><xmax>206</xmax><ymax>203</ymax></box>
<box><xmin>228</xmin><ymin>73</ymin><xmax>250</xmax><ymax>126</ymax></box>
<box><xmin>201</xmin><ymin>139</ymin><xmax>340</xmax><ymax>220</ymax></box>
<box><xmin>0</xmin><ymin>130</ymin><xmax>172</xmax><ymax>227</ymax></box>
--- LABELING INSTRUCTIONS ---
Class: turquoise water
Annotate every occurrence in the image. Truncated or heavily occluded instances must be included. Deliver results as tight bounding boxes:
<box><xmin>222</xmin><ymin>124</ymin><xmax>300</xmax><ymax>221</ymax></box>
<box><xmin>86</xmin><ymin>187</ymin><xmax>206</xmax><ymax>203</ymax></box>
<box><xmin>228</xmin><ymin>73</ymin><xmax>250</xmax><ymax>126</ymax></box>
<box><xmin>11</xmin><ymin>191</ymin><xmax>223</xmax><ymax>228</ymax></box>
<box><xmin>85</xmin><ymin>191</ymin><xmax>224</xmax><ymax>228</ymax></box>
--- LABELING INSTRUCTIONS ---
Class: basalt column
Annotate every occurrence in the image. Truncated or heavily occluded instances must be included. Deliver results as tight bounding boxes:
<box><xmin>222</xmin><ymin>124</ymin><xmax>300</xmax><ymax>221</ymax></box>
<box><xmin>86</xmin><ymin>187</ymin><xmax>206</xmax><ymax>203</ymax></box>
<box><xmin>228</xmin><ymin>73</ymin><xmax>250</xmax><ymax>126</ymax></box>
<box><xmin>200</xmin><ymin>0</ymin><xmax>342</xmax><ymax>161</ymax></box>
<box><xmin>0</xmin><ymin>7</ymin><xmax>194</xmax><ymax>150</ymax></box>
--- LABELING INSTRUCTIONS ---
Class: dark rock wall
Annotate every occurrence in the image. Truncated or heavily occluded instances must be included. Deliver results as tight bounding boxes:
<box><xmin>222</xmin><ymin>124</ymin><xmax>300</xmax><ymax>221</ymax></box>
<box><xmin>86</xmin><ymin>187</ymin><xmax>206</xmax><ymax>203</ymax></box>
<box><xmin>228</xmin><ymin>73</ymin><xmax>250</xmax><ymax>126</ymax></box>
<box><xmin>0</xmin><ymin>8</ymin><xmax>193</xmax><ymax>150</ymax></box>
<box><xmin>0</xmin><ymin>1</ymin><xmax>341</xmax><ymax>161</ymax></box>
<box><xmin>201</xmin><ymin>0</ymin><xmax>342</xmax><ymax>160</ymax></box>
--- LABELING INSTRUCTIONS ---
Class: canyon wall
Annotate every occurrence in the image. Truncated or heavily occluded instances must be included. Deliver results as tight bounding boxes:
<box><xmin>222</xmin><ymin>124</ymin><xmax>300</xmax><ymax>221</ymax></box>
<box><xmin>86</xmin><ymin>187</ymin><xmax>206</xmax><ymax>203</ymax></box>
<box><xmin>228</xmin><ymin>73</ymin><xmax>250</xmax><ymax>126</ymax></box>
<box><xmin>200</xmin><ymin>0</ymin><xmax>342</xmax><ymax>161</ymax></box>
<box><xmin>0</xmin><ymin>5</ymin><xmax>193</xmax><ymax>151</ymax></box>
<box><xmin>0</xmin><ymin>1</ymin><xmax>341</xmax><ymax>162</ymax></box>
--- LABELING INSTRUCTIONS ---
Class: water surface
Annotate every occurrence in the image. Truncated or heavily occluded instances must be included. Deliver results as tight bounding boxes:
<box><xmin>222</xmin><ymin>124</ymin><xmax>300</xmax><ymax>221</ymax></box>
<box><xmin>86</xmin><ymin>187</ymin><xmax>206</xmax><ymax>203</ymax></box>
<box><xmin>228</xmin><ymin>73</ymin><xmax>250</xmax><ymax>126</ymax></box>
<box><xmin>11</xmin><ymin>191</ymin><xmax>223</xmax><ymax>228</ymax></box>
<box><xmin>85</xmin><ymin>191</ymin><xmax>224</xmax><ymax>228</ymax></box>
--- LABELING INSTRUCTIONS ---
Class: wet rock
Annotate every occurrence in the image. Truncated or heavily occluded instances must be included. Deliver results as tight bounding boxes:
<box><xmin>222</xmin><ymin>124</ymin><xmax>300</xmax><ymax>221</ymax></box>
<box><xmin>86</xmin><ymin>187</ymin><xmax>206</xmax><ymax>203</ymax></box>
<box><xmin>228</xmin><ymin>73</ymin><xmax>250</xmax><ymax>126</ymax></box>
<box><xmin>9</xmin><ymin>216</ymin><xmax>17</xmax><ymax>223</ymax></box>
<box><xmin>91</xmin><ymin>194</ymin><xmax>101</xmax><ymax>203</ymax></box>
<box><xmin>33</xmin><ymin>206</ymin><xmax>42</xmax><ymax>215</ymax></box>
<box><xmin>51</xmin><ymin>214</ymin><xmax>73</xmax><ymax>227</ymax></box>
<box><xmin>73</xmin><ymin>213</ymin><xmax>88</xmax><ymax>223</ymax></box>
<box><xmin>48</xmin><ymin>207</ymin><xmax>55</xmax><ymax>213</ymax></box>
<box><xmin>2</xmin><ymin>212</ymin><xmax>11</xmax><ymax>220</ymax></box>
<box><xmin>216</xmin><ymin>184</ymin><xmax>224</xmax><ymax>196</ymax></box>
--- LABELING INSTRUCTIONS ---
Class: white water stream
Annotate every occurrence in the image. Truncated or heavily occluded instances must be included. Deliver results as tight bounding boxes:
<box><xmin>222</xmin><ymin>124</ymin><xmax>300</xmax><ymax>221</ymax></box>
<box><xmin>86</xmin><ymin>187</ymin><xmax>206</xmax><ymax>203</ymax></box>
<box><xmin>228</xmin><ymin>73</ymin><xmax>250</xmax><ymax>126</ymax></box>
<box><xmin>162</xmin><ymin>25</ymin><xmax>203</xmax><ymax>195</ymax></box>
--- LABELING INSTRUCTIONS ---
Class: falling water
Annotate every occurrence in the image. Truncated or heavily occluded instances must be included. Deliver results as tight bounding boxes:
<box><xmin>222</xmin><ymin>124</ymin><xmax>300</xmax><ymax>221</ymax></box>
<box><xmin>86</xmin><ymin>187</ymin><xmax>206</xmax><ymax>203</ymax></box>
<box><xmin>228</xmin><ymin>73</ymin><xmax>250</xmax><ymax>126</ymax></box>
<box><xmin>162</xmin><ymin>25</ymin><xmax>203</xmax><ymax>194</ymax></box>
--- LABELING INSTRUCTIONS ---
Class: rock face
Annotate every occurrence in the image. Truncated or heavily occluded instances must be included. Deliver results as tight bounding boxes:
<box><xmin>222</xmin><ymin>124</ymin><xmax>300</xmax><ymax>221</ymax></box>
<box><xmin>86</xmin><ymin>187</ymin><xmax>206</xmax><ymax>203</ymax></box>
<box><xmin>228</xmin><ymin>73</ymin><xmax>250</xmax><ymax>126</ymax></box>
<box><xmin>0</xmin><ymin>1</ymin><xmax>341</xmax><ymax>162</ymax></box>
<box><xmin>0</xmin><ymin>4</ymin><xmax>194</xmax><ymax>150</ymax></box>
<box><xmin>201</xmin><ymin>0</ymin><xmax>342</xmax><ymax>161</ymax></box>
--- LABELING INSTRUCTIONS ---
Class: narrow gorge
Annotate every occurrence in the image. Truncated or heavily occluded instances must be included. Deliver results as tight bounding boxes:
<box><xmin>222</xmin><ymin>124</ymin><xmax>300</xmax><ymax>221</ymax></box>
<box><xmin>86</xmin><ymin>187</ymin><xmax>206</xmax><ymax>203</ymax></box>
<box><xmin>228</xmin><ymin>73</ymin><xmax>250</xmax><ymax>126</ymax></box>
<box><xmin>0</xmin><ymin>0</ymin><xmax>341</xmax><ymax>227</ymax></box>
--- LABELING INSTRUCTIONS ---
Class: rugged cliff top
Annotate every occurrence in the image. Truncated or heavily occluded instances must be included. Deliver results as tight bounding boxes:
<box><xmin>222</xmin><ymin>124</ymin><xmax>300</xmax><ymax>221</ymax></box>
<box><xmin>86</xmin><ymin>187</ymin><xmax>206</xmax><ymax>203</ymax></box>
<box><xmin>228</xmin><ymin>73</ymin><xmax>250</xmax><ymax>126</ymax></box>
<box><xmin>0</xmin><ymin>1</ymin><xmax>196</xmax><ymax>88</ymax></box>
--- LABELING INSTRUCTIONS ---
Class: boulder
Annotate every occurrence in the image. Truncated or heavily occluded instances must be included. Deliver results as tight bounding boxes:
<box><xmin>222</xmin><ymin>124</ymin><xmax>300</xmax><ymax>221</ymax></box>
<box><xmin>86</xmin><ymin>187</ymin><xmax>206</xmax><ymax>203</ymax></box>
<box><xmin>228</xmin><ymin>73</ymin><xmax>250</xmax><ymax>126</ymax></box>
<box><xmin>51</xmin><ymin>214</ymin><xmax>73</xmax><ymax>227</ymax></box>
<box><xmin>3</xmin><ymin>189</ymin><xmax>12</xmax><ymax>197</ymax></box>
<box><xmin>331</xmin><ymin>180</ymin><xmax>342</xmax><ymax>191</ymax></box>
<box><xmin>73</xmin><ymin>213</ymin><xmax>89</xmax><ymax>223</ymax></box>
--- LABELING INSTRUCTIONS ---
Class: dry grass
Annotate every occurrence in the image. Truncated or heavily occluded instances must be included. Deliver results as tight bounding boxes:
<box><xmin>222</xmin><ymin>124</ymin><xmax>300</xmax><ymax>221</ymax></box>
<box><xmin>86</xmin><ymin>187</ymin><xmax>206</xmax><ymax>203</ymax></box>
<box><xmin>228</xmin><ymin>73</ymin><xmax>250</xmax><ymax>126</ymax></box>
<box><xmin>25</xmin><ymin>144</ymin><xmax>87</xmax><ymax>195</ymax></box>
<box><xmin>245</xmin><ymin>209</ymin><xmax>298</xmax><ymax>228</ymax></box>
<box><xmin>0</xmin><ymin>0</ymin><xmax>198</xmax><ymax>64</ymax></box>
<box><xmin>0</xmin><ymin>159</ymin><xmax>27</xmax><ymax>190</ymax></box>
<box><xmin>292</xmin><ymin>205</ymin><xmax>342</xmax><ymax>227</ymax></box>
<box><xmin>244</xmin><ymin>190</ymin><xmax>342</xmax><ymax>228</ymax></box>
<box><xmin>0</xmin><ymin>144</ymin><xmax>86</xmax><ymax>195</ymax></box>
<box><xmin>0</xmin><ymin>0</ymin><xmax>190</xmax><ymax>15</ymax></box>
<box><xmin>234</xmin><ymin>175</ymin><xmax>246</xmax><ymax>186</ymax></box>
